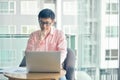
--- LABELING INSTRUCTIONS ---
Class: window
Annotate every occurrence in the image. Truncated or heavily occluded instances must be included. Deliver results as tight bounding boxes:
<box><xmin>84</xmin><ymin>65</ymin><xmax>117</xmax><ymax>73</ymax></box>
<box><xmin>106</xmin><ymin>26</ymin><xmax>119</xmax><ymax>37</ymax></box>
<box><xmin>84</xmin><ymin>22</ymin><xmax>98</xmax><ymax>34</ymax></box>
<box><xmin>0</xmin><ymin>25</ymin><xmax>8</xmax><ymax>34</ymax></box>
<box><xmin>0</xmin><ymin>0</ymin><xmax>57</xmax><ymax>80</ymax></box>
<box><xmin>105</xmin><ymin>49</ymin><xmax>118</xmax><ymax>60</ymax></box>
<box><xmin>0</xmin><ymin>1</ymin><xmax>16</xmax><ymax>14</ymax></box>
<box><xmin>21</xmin><ymin>1</ymin><xmax>37</xmax><ymax>15</ymax></box>
<box><xmin>21</xmin><ymin>25</ymin><xmax>38</xmax><ymax>34</ymax></box>
<box><xmin>106</xmin><ymin>3</ymin><xmax>119</xmax><ymax>14</ymax></box>
<box><xmin>63</xmin><ymin>1</ymin><xmax>77</xmax><ymax>15</ymax></box>
<box><xmin>66</xmin><ymin>34</ymin><xmax>76</xmax><ymax>50</ymax></box>
<box><xmin>63</xmin><ymin>25</ymin><xmax>78</xmax><ymax>35</ymax></box>
<box><xmin>0</xmin><ymin>50</ymin><xmax>17</xmax><ymax>68</ymax></box>
<box><xmin>9</xmin><ymin>26</ymin><xmax>16</xmax><ymax>34</ymax></box>
<box><xmin>43</xmin><ymin>0</ymin><xmax>56</xmax><ymax>12</ymax></box>
<box><xmin>0</xmin><ymin>25</ymin><xmax>16</xmax><ymax>34</ymax></box>
<box><xmin>83</xmin><ymin>44</ymin><xmax>97</xmax><ymax>66</ymax></box>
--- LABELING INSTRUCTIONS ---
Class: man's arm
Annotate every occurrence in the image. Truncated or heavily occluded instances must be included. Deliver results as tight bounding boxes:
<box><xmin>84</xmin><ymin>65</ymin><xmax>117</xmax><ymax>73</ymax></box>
<box><xmin>57</xmin><ymin>31</ymin><xmax>67</xmax><ymax>64</ymax></box>
<box><xmin>25</xmin><ymin>33</ymin><xmax>35</xmax><ymax>51</ymax></box>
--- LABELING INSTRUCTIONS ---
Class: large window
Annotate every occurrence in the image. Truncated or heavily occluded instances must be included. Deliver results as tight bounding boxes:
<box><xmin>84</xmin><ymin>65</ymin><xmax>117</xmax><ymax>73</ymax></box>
<box><xmin>0</xmin><ymin>0</ymin><xmax>57</xmax><ymax>80</ymax></box>
<box><xmin>0</xmin><ymin>0</ymin><xmax>119</xmax><ymax>80</ymax></box>
<box><xmin>0</xmin><ymin>0</ymin><xmax>56</xmax><ymax>73</ymax></box>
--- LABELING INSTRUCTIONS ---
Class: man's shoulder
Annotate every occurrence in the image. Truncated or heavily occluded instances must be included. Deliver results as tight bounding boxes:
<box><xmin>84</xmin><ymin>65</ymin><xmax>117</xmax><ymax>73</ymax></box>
<box><xmin>29</xmin><ymin>30</ymin><xmax>40</xmax><ymax>37</ymax></box>
<box><xmin>52</xmin><ymin>28</ymin><xmax>65</xmax><ymax>38</ymax></box>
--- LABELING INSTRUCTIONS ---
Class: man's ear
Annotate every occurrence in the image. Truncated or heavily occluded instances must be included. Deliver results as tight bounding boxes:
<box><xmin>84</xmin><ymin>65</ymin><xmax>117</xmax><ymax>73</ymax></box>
<box><xmin>51</xmin><ymin>19</ymin><xmax>55</xmax><ymax>25</ymax></box>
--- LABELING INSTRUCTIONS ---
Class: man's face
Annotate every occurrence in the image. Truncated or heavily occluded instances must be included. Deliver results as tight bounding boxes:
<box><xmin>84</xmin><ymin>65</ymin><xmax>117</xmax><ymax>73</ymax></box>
<box><xmin>38</xmin><ymin>18</ymin><xmax>54</xmax><ymax>31</ymax></box>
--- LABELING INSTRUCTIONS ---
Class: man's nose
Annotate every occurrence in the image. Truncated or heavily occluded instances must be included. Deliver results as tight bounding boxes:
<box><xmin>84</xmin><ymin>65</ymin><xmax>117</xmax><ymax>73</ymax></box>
<box><xmin>43</xmin><ymin>24</ymin><xmax>47</xmax><ymax>27</ymax></box>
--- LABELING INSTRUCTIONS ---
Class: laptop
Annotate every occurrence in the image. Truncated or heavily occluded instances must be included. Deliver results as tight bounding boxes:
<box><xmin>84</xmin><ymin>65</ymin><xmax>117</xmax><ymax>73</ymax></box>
<box><xmin>25</xmin><ymin>51</ymin><xmax>61</xmax><ymax>73</ymax></box>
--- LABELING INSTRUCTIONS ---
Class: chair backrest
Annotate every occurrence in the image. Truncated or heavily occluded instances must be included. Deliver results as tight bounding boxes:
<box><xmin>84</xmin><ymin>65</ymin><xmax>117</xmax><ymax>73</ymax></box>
<box><xmin>19</xmin><ymin>48</ymin><xmax>76</xmax><ymax>80</ymax></box>
<box><xmin>63</xmin><ymin>48</ymin><xmax>76</xmax><ymax>80</ymax></box>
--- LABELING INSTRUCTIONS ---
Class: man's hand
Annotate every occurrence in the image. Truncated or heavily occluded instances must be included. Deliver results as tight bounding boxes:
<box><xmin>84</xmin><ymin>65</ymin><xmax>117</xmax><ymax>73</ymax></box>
<box><xmin>40</xmin><ymin>30</ymin><xmax>49</xmax><ymax>40</ymax></box>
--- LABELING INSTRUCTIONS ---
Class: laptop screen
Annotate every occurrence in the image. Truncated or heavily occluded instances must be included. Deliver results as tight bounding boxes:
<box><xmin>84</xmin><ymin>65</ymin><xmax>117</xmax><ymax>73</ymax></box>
<box><xmin>25</xmin><ymin>51</ymin><xmax>61</xmax><ymax>73</ymax></box>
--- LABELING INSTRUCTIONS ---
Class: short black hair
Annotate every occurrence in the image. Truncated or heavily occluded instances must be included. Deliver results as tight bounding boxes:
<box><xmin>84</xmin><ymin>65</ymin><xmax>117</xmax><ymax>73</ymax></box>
<box><xmin>38</xmin><ymin>8</ymin><xmax>55</xmax><ymax>20</ymax></box>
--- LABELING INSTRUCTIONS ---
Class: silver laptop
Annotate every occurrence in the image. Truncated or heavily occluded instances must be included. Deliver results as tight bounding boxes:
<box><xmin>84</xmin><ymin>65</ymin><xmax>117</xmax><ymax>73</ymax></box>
<box><xmin>25</xmin><ymin>51</ymin><xmax>61</xmax><ymax>73</ymax></box>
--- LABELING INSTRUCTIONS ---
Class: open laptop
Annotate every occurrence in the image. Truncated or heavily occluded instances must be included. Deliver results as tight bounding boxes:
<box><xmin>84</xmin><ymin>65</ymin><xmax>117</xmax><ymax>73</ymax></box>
<box><xmin>25</xmin><ymin>51</ymin><xmax>61</xmax><ymax>73</ymax></box>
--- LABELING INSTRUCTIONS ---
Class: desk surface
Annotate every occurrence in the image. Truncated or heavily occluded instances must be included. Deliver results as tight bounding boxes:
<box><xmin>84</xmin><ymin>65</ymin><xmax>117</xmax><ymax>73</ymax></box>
<box><xmin>3</xmin><ymin>67</ymin><xmax>66</xmax><ymax>80</ymax></box>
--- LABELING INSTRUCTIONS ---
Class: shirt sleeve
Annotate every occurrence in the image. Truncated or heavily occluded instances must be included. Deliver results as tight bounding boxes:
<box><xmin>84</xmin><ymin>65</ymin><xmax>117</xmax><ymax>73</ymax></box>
<box><xmin>57</xmin><ymin>31</ymin><xmax>67</xmax><ymax>64</ymax></box>
<box><xmin>25</xmin><ymin>33</ymin><xmax>35</xmax><ymax>51</ymax></box>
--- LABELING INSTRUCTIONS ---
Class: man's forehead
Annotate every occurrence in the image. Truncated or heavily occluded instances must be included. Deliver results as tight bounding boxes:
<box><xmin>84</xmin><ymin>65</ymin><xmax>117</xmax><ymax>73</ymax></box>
<box><xmin>39</xmin><ymin>18</ymin><xmax>53</xmax><ymax>22</ymax></box>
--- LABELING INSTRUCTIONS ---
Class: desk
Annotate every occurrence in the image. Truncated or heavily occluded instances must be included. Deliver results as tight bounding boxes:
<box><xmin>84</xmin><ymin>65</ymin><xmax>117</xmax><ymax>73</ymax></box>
<box><xmin>3</xmin><ymin>67</ymin><xmax>66</xmax><ymax>80</ymax></box>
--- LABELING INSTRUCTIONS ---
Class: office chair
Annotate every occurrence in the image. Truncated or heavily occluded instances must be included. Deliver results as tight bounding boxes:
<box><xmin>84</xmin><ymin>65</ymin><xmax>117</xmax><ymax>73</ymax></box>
<box><xmin>19</xmin><ymin>48</ymin><xmax>76</xmax><ymax>80</ymax></box>
<box><xmin>63</xmin><ymin>48</ymin><xmax>76</xmax><ymax>80</ymax></box>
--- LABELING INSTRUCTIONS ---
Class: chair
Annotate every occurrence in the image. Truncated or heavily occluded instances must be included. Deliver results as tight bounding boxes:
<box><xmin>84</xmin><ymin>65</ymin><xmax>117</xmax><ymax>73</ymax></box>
<box><xmin>19</xmin><ymin>48</ymin><xmax>76</xmax><ymax>80</ymax></box>
<box><xmin>63</xmin><ymin>48</ymin><xmax>76</xmax><ymax>80</ymax></box>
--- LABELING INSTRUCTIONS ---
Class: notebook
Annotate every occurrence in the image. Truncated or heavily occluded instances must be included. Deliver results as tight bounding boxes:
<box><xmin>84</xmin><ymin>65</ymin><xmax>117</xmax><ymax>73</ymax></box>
<box><xmin>25</xmin><ymin>51</ymin><xmax>61</xmax><ymax>73</ymax></box>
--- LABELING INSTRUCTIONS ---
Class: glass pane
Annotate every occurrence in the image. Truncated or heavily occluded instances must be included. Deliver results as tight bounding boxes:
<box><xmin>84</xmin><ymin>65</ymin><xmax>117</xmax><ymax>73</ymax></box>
<box><xmin>111</xmin><ymin>27</ymin><xmax>118</xmax><ymax>37</ymax></box>
<box><xmin>21</xmin><ymin>1</ymin><xmax>38</xmax><ymax>15</ymax></box>
<box><xmin>111</xmin><ymin>58</ymin><xmax>118</xmax><ymax>60</ymax></box>
<box><xmin>111</xmin><ymin>49</ymin><xmax>118</xmax><ymax>56</ymax></box>
<box><xmin>10</xmin><ymin>10</ymin><xmax>14</xmax><ymax>13</ymax></box>
<box><xmin>105</xmin><ymin>57</ymin><xmax>111</xmax><ymax>60</ymax></box>
<box><xmin>10</xmin><ymin>2</ymin><xmax>14</xmax><ymax>9</ymax></box>
<box><xmin>0</xmin><ymin>10</ymin><xmax>8</xmax><ymax>13</ymax></box>
<box><xmin>106</xmin><ymin>27</ymin><xmax>110</xmax><ymax>37</ymax></box>
<box><xmin>0</xmin><ymin>26</ymin><xmax>9</xmax><ymax>34</ymax></box>
<box><xmin>106</xmin><ymin>50</ymin><xmax>110</xmax><ymax>56</ymax></box>
<box><xmin>0</xmin><ymin>2</ymin><xmax>15</xmax><ymax>14</ymax></box>
<box><xmin>44</xmin><ymin>0</ymin><xmax>56</xmax><ymax>3</ymax></box>
<box><xmin>0</xmin><ymin>2</ymin><xmax>8</xmax><ymax>13</ymax></box>
<box><xmin>1</xmin><ymin>2</ymin><xmax>8</xmax><ymax>9</ymax></box>
<box><xmin>112</xmin><ymin>3</ymin><xmax>118</xmax><ymax>11</ymax></box>
<box><xmin>70</xmin><ymin>36</ymin><xmax>75</xmax><ymax>50</ymax></box>
<box><xmin>21</xmin><ymin>26</ymin><xmax>28</xmax><ymax>34</ymax></box>
<box><xmin>9</xmin><ymin>26</ymin><xmax>16</xmax><ymax>34</ymax></box>
<box><xmin>106</xmin><ymin>3</ymin><xmax>110</xmax><ymax>10</ymax></box>
<box><xmin>28</xmin><ymin>26</ymin><xmax>37</xmax><ymax>34</ymax></box>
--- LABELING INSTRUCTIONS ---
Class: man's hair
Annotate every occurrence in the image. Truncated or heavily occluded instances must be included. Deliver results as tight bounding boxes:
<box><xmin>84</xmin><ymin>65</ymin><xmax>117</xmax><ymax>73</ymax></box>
<box><xmin>38</xmin><ymin>8</ymin><xmax>55</xmax><ymax>20</ymax></box>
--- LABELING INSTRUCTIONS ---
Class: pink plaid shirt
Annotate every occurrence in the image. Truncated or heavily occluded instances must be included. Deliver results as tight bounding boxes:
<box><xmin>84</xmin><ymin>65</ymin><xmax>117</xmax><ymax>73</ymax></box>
<box><xmin>25</xmin><ymin>28</ymin><xmax>67</xmax><ymax>64</ymax></box>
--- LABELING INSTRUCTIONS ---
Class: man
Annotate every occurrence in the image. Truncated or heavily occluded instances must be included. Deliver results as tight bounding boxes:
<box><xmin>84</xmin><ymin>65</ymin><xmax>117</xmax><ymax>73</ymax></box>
<box><xmin>25</xmin><ymin>8</ymin><xmax>67</xmax><ymax>80</ymax></box>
